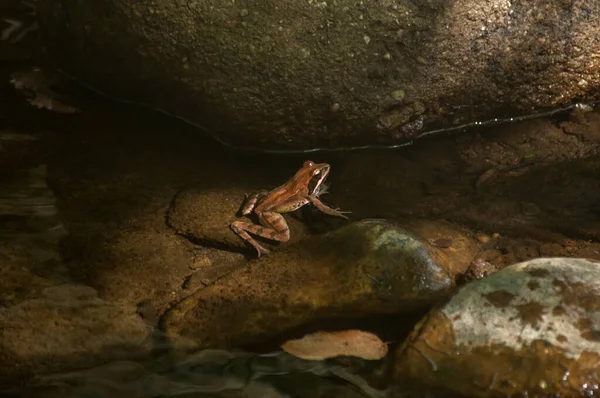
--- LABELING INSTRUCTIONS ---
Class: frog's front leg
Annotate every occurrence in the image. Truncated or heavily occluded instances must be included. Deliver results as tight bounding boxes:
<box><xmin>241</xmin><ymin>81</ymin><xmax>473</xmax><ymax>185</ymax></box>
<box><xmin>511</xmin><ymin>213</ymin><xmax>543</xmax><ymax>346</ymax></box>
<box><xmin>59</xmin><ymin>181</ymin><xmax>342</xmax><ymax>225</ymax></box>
<box><xmin>309</xmin><ymin>196</ymin><xmax>351</xmax><ymax>219</ymax></box>
<box><xmin>230</xmin><ymin>211</ymin><xmax>290</xmax><ymax>257</ymax></box>
<box><xmin>239</xmin><ymin>189</ymin><xmax>268</xmax><ymax>215</ymax></box>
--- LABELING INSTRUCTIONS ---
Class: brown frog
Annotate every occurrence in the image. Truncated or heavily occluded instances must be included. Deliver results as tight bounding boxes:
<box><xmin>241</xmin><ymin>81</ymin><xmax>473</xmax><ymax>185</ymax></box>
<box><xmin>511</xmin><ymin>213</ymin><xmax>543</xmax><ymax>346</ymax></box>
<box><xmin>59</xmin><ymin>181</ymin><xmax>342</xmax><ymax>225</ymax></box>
<box><xmin>231</xmin><ymin>160</ymin><xmax>350</xmax><ymax>256</ymax></box>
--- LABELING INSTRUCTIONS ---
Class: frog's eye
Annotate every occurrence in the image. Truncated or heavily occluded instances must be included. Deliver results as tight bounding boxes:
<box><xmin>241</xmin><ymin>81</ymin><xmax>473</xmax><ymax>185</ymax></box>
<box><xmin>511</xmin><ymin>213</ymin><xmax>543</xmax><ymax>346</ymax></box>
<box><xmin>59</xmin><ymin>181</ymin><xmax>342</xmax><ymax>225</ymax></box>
<box><xmin>304</xmin><ymin>160</ymin><xmax>314</xmax><ymax>168</ymax></box>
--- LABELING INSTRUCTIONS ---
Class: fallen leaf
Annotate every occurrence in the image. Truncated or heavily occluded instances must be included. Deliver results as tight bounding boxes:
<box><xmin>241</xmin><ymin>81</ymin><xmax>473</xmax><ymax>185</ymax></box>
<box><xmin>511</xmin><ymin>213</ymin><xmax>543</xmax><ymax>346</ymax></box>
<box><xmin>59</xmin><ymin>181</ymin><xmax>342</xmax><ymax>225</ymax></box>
<box><xmin>281</xmin><ymin>330</ymin><xmax>388</xmax><ymax>361</ymax></box>
<box><xmin>9</xmin><ymin>68</ymin><xmax>81</xmax><ymax>114</ymax></box>
<box><xmin>27</xmin><ymin>93</ymin><xmax>80</xmax><ymax>114</ymax></box>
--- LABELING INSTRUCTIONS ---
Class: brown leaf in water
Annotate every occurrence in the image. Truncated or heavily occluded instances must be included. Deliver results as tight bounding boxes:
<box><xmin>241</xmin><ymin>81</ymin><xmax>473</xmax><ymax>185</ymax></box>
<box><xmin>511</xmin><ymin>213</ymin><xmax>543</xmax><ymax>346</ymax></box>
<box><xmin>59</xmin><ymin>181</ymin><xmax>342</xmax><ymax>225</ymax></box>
<box><xmin>281</xmin><ymin>330</ymin><xmax>388</xmax><ymax>361</ymax></box>
<box><xmin>27</xmin><ymin>94</ymin><xmax>80</xmax><ymax>114</ymax></box>
<box><xmin>10</xmin><ymin>68</ymin><xmax>81</xmax><ymax>114</ymax></box>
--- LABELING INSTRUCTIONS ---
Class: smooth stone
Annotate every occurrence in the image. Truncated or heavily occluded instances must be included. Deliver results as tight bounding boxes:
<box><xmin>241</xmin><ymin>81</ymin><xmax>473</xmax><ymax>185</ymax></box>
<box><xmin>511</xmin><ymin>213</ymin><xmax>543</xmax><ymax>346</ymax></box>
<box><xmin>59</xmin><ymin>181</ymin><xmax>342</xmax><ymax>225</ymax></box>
<box><xmin>36</xmin><ymin>0</ymin><xmax>600</xmax><ymax>150</ymax></box>
<box><xmin>163</xmin><ymin>219</ymin><xmax>477</xmax><ymax>351</ymax></box>
<box><xmin>394</xmin><ymin>257</ymin><xmax>600</xmax><ymax>397</ymax></box>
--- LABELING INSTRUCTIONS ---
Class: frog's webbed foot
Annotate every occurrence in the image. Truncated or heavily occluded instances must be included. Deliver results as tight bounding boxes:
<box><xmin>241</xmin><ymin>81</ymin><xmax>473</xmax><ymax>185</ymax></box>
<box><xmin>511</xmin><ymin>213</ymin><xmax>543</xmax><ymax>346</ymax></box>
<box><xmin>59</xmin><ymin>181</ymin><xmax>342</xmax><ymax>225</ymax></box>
<box><xmin>239</xmin><ymin>190</ymin><xmax>268</xmax><ymax>216</ymax></box>
<box><xmin>309</xmin><ymin>197</ymin><xmax>351</xmax><ymax>220</ymax></box>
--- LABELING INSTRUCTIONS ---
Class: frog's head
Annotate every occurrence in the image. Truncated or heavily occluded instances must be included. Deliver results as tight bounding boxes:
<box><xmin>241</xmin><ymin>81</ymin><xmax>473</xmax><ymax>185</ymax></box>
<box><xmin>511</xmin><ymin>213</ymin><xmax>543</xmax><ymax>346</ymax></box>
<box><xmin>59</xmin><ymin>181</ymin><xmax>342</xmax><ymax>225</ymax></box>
<box><xmin>301</xmin><ymin>160</ymin><xmax>330</xmax><ymax>196</ymax></box>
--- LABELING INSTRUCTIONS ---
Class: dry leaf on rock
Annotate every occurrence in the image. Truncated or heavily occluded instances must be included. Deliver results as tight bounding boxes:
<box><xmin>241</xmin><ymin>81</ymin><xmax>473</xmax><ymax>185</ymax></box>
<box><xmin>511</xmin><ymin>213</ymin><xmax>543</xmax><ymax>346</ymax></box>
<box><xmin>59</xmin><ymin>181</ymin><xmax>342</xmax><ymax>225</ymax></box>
<box><xmin>26</xmin><ymin>93</ymin><xmax>80</xmax><ymax>114</ymax></box>
<box><xmin>281</xmin><ymin>330</ymin><xmax>388</xmax><ymax>361</ymax></box>
<box><xmin>10</xmin><ymin>68</ymin><xmax>81</xmax><ymax>114</ymax></box>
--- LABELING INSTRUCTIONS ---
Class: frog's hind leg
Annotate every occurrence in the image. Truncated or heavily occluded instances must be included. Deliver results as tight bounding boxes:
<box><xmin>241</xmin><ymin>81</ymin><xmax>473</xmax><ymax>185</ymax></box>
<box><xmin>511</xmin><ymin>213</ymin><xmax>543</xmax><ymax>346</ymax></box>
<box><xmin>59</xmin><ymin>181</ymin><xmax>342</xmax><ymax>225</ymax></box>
<box><xmin>230</xmin><ymin>221</ymin><xmax>271</xmax><ymax>256</ymax></box>
<box><xmin>230</xmin><ymin>212</ymin><xmax>291</xmax><ymax>257</ymax></box>
<box><xmin>240</xmin><ymin>190</ymin><xmax>268</xmax><ymax>216</ymax></box>
<box><xmin>256</xmin><ymin>211</ymin><xmax>291</xmax><ymax>243</ymax></box>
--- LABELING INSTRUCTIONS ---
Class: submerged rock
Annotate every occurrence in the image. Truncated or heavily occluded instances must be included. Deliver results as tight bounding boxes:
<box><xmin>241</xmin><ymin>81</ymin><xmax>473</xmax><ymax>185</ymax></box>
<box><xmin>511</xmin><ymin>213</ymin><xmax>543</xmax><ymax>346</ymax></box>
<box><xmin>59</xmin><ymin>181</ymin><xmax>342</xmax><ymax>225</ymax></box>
<box><xmin>162</xmin><ymin>219</ymin><xmax>476</xmax><ymax>351</ymax></box>
<box><xmin>36</xmin><ymin>0</ymin><xmax>600</xmax><ymax>150</ymax></box>
<box><xmin>394</xmin><ymin>257</ymin><xmax>600</xmax><ymax>397</ymax></box>
<box><xmin>0</xmin><ymin>284</ymin><xmax>153</xmax><ymax>381</ymax></box>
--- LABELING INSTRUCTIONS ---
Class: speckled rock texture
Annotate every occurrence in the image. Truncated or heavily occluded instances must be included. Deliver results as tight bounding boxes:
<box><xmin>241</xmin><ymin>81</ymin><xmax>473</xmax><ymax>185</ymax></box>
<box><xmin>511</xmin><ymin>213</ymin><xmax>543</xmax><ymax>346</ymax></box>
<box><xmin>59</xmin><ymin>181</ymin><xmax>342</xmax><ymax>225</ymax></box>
<box><xmin>394</xmin><ymin>257</ymin><xmax>600</xmax><ymax>397</ymax></box>
<box><xmin>36</xmin><ymin>0</ymin><xmax>600</xmax><ymax>150</ymax></box>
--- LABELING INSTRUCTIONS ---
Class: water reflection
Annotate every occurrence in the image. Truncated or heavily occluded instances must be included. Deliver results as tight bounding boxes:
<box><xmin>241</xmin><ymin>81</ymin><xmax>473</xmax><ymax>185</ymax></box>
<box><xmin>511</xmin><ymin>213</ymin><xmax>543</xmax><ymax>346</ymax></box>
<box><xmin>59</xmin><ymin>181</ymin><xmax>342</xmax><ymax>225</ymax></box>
<box><xmin>33</xmin><ymin>349</ymin><xmax>389</xmax><ymax>398</ymax></box>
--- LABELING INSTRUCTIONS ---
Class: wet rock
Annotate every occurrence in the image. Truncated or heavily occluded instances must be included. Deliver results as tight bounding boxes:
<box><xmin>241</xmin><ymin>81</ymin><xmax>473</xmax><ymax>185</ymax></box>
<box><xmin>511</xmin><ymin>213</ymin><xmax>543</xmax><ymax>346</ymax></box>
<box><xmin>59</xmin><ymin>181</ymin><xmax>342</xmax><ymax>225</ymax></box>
<box><xmin>400</xmin><ymin>218</ymin><xmax>480</xmax><ymax>279</ymax></box>
<box><xmin>451</xmin><ymin>147</ymin><xmax>600</xmax><ymax>242</ymax></box>
<box><xmin>539</xmin><ymin>242</ymin><xmax>567</xmax><ymax>257</ymax></box>
<box><xmin>181</xmin><ymin>247</ymin><xmax>247</xmax><ymax>294</ymax></box>
<box><xmin>36</xmin><ymin>0</ymin><xmax>600</xmax><ymax>150</ymax></box>
<box><xmin>162</xmin><ymin>219</ymin><xmax>477</xmax><ymax>351</ymax></box>
<box><xmin>167</xmin><ymin>187</ymin><xmax>314</xmax><ymax>253</ymax></box>
<box><xmin>474</xmin><ymin>232</ymin><xmax>491</xmax><ymax>244</ymax></box>
<box><xmin>0</xmin><ymin>284</ymin><xmax>153</xmax><ymax>381</ymax></box>
<box><xmin>394</xmin><ymin>257</ymin><xmax>600</xmax><ymax>397</ymax></box>
<box><xmin>463</xmin><ymin>257</ymin><xmax>497</xmax><ymax>281</ymax></box>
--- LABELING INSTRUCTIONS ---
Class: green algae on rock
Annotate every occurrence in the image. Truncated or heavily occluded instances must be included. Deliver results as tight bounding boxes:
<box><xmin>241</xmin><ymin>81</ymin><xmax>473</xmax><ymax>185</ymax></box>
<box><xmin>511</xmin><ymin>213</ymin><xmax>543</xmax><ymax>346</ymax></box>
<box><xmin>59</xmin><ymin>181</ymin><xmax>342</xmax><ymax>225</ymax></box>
<box><xmin>394</xmin><ymin>257</ymin><xmax>600</xmax><ymax>397</ymax></box>
<box><xmin>162</xmin><ymin>219</ymin><xmax>474</xmax><ymax>351</ymax></box>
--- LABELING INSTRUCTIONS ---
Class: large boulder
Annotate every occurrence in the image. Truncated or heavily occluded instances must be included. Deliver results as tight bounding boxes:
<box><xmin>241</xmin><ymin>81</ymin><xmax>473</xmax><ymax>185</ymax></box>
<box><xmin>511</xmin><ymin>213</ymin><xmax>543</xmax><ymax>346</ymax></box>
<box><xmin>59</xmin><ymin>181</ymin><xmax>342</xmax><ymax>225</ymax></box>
<box><xmin>36</xmin><ymin>0</ymin><xmax>600</xmax><ymax>150</ymax></box>
<box><xmin>162</xmin><ymin>219</ymin><xmax>478</xmax><ymax>351</ymax></box>
<box><xmin>394</xmin><ymin>257</ymin><xmax>600</xmax><ymax>397</ymax></box>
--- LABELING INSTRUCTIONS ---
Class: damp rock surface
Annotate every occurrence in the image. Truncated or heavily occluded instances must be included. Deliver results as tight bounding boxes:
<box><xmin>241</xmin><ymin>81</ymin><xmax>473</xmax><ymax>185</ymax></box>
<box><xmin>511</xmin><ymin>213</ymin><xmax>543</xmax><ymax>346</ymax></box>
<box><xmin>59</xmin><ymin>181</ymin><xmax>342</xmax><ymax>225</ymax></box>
<box><xmin>163</xmin><ymin>219</ymin><xmax>477</xmax><ymax>351</ymax></box>
<box><xmin>36</xmin><ymin>0</ymin><xmax>600</xmax><ymax>149</ymax></box>
<box><xmin>167</xmin><ymin>187</ymin><xmax>315</xmax><ymax>253</ymax></box>
<box><xmin>0</xmin><ymin>283</ymin><xmax>153</xmax><ymax>384</ymax></box>
<box><xmin>394</xmin><ymin>257</ymin><xmax>600</xmax><ymax>397</ymax></box>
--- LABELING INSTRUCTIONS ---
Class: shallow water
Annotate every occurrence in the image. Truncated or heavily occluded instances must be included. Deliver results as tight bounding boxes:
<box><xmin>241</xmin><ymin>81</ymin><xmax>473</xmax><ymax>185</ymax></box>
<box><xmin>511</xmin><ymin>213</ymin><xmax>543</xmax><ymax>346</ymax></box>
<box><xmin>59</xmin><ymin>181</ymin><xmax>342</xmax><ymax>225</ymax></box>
<box><xmin>23</xmin><ymin>348</ymin><xmax>390</xmax><ymax>398</ymax></box>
